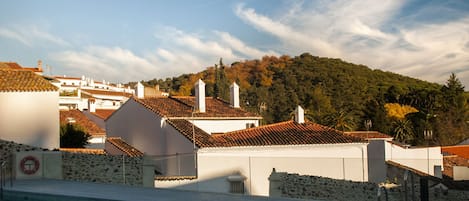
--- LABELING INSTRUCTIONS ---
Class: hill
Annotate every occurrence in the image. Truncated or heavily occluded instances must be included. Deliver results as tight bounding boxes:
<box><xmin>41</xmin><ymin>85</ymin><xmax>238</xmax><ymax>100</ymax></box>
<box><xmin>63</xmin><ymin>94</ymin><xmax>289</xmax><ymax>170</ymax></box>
<box><xmin>139</xmin><ymin>53</ymin><xmax>468</xmax><ymax>146</ymax></box>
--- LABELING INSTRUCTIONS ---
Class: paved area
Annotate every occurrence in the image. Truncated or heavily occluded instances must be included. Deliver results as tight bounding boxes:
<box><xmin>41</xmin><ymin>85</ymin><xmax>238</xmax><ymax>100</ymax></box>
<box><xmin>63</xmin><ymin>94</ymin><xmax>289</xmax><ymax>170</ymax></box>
<box><xmin>4</xmin><ymin>179</ymin><xmax>307</xmax><ymax>201</ymax></box>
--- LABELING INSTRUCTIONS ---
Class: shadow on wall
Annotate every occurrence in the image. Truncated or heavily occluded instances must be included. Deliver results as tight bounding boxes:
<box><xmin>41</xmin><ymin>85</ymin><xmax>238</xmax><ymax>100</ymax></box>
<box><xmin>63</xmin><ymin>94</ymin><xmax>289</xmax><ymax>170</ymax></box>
<box><xmin>155</xmin><ymin>170</ymin><xmax>250</xmax><ymax>195</ymax></box>
<box><xmin>30</xmin><ymin>128</ymin><xmax>53</xmax><ymax>150</ymax></box>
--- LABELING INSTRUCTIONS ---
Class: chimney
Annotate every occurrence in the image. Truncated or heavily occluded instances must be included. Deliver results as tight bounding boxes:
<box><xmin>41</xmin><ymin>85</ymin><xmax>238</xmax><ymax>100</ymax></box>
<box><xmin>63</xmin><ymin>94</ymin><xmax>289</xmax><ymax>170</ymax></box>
<box><xmin>195</xmin><ymin>79</ymin><xmax>206</xmax><ymax>113</ymax></box>
<box><xmin>230</xmin><ymin>82</ymin><xmax>240</xmax><ymax>108</ymax></box>
<box><xmin>88</xmin><ymin>98</ymin><xmax>96</xmax><ymax>113</ymax></box>
<box><xmin>135</xmin><ymin>82</ymin><xmax>144</xmax><ymax>99</ymax></box>
<box><xmin>294</xmin><ymin>105</ymin><xmax>305</xmax><ymax>124</ymax></box>
<box><xmin>37</xmin><ymin>60</ymin><xmax>43</xmax><ymax>71</ymax></box>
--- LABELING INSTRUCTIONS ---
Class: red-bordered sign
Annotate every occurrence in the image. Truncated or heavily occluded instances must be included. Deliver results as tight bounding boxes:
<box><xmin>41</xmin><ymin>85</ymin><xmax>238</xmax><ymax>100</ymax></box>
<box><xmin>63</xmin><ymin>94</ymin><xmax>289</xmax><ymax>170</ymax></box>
<box><xmin>19</xmin><ymin>155</ymin><xmax>40</xmax><ymax>175</ymax></box>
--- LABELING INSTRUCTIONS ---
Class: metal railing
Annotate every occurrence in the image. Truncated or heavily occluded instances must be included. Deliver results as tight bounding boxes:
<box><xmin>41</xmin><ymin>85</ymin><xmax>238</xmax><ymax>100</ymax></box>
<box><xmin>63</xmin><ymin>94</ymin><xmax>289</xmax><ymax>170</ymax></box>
<box><xmin>0</xmin><ymin>154</ymin><xmax>14</xmax><ymax>200</ymax></box>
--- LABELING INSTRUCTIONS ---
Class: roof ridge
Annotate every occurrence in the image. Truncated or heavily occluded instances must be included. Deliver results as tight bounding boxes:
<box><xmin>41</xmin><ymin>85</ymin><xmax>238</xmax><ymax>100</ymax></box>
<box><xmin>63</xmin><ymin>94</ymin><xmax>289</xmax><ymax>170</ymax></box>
<box><xmin>169</xmin><ymin>96</ymin><xmax>195</xmax><ymax>110</ymax></box>
<box><xmin>106</xmin><ymin>137</ymin><xmax>143</xmax><ymax>157</ymax></box>
<box><xmin>223</xmin><ymin>120</ymin><xmax>295</xmax><ymax>135</ymax></box>
<box><xmin>132</xmin><ymin>97</ymin><xmax>167</xmax><ymax>118</ymax></box>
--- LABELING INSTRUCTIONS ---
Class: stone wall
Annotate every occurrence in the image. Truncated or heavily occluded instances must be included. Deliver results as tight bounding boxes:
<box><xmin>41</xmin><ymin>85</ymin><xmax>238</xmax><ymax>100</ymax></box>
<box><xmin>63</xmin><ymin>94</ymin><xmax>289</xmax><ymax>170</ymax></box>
<box><xmin>269</xmin><ymin>171</ymin><xmax>469</xmax><ymax>201</ymax></box>
<box><xmin>62</xmin><ymin>152</ymin><xmax>143</xmax><ymax>186</ymax></box>
<box><xmin>1</xmin><ymin>139</ymin><xmax>147</xmax><ymax>186</ymax></box>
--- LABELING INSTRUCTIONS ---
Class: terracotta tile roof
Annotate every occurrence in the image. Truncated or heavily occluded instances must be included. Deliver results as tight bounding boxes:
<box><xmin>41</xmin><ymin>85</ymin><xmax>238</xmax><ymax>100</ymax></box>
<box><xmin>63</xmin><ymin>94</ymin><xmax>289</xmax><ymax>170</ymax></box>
<box><xmin>165</xmin><ymin>119</ymin><xmax>220</xmax><ymax>147</ymax></box>
<box><xmin>443</xmin><ymin>155</ymin><xmax>469</xmax><ymax>179</ymax></box>
<box><xmin>0</xmin><ymin>68</ymin><xmax>58</xmax><ymax>92</ymax></box>
<box><xmin>155</xmin><ymin>175</ymin><xmax>197</xmax><ymax>181</ymax></box>
<box><xmin>60</xmin><ymin>110</ymin><xmax>105</xmax><ymax>136</ymax></box>
<box><xmin>211</xmin><ymin>120</ymin><xmax>365</xmax><ymax>147</ymax></box>
<box><xmin>54</xmin><ymin>76</ymin><xmax>82</xmax><ymax>80</ymax></box>
<box><xmin>344</xmin><ymin>131</ymin><xmax>393</xmax><ymax>140</ymax></box>
<box><xmin>106</xmin><ymin>137</ymin><xmax>144</xmax><ymax>157</ymax></box>
<box><xmin>167</xmin><ymin>119</ymin><xmax>365</xmax><ymax>148</ymax></box>
<box><xmin>81</xmin><ymin>89</ymin><xmax>133</xmax><ymax>97</ymax></box>
<box><xmin>0</xmin><ymin>62</ymin><xmax>23</xmax><ymax>69</ymax></box>
<box><xmin>92</xmin><ymin>109</ymin><xmax>116</xmax><ymax>120</ymax></box>
<box><xmin>0</xmin><ymin>62</ymin><xmax>42</xmax><ymax>73</ymax></box>
<box><xmin>60</xmin><ymin>148</ymin><xmax>105</xmax><ymax>155</ymax></box>
<box><xmin>442</xmin><ymin>145</ymin><xmax>469</xmax><ymax>159</ymax></box>
<box><xmin>135</xmin><ymin>96</ymin><xmax>261</xmax><ymax>119</ymax></box>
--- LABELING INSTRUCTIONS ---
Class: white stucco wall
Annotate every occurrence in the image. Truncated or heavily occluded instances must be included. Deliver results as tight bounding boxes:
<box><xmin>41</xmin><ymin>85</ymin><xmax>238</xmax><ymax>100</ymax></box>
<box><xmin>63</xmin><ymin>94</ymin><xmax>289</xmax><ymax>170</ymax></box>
<box><xmin>0</xmin><ymin>91</ymin><xmax>59</xmax><ymax>149</ymax></box>
<box><xmin>155</xmin><ymin>143</ymin><xmax>368</xmax><ymax>196</ymax></box>
<box><xmin>192</xmin><ymin>119</ymin><xmax>259</xmax><ymax>134</ymax></box>
<box><xmin>385</xmin><ymin>142</ymin><xmax>443</xmax><ymax>176</ymax></box>
<box><xmin>106</xmin><ymin>99</ymin><xmax>196</xmax><ymax>174</ymax></box>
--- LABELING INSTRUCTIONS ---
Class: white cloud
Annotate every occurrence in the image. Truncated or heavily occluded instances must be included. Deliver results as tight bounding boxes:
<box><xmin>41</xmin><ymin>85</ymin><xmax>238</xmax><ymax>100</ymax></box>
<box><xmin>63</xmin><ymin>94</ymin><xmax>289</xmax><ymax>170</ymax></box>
<box><xmin>0</xmin><ymin>25</ymin><xmax>69</xmax><ymax>47</ymax></box>
<box><xmin>234</xmin><ymin>1</ymin><xmax>469</xmax><ymax>87</ymax></box>
<box><xmin>215</xmin><ymin>31</ymin><xmax>278</xmax><ymax>59</ymax></box>
<box><xmin>50</xmin><ymin>27</ymin><xmax>278</xmax><ymax>83</ymax></box>
<box><xmin>51</xmin><ymin>46</ymin><xmax>156</xmax><ymax>82</ymax></box>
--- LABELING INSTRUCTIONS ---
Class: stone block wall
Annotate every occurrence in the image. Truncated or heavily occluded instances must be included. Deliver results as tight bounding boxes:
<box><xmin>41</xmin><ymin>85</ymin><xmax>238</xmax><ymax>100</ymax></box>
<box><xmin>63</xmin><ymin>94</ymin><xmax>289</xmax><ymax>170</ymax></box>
<box><xmin>62</xmin><ymin>152</ymin><xmax>143</xmax><ymax>186</ymax></box>
<box><xmin>269</xmin><ymin>171</ymin><xmax>469</xmax><ymax>201</ymax></box>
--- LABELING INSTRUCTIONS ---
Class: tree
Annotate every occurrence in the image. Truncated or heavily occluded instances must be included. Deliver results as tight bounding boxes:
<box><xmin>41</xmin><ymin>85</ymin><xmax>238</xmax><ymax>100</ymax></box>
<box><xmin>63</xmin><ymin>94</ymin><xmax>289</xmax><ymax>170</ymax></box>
<box><xmin>60</xmin><ymin>123</ymin><xmax>91</xmax><ymax>148</ymax></box>
<box><xmin>213</xmin><ymin>58</ymin><xmax>230</xmax><ymax>101</ymax></box>
<box><xmin>434</xmin><ymin>73</ymin><xmax>469</xmax><ymax>145</ymax></box>
<box><xmin>325</xmin><ymin>110</ymin><xmax>356</xmax><ymax>131</ymax></box>
<box><xmin>392</xmin><ymin>119</ymin><xmax>414</xmax><ymax>144</ymax></box>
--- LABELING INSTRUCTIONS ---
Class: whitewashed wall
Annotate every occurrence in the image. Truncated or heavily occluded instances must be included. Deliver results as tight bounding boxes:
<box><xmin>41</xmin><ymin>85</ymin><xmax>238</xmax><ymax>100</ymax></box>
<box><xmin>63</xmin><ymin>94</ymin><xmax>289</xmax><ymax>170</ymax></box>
<box><xmin>155</xmin><ymin>143</ymin><xmax>368</xmax><ymax>196</ymax></box>
<box><xmin>0</xmin><ymin>91</ymin><xmax>59</xmax><ymax>149</ymax></box>
<box><xmin>106</xmin><ymin>99</ymin><xmax>196</xmax><ymax>175</ymax></box>
<box><xmin>385</xmin><ymin>142</ymin><xmax>442</xmax><ymax>176</ymax></box>
<box><xmin>192</xmin><ymin>119</ymin><xmax>259</xmax><ymax>134</ymax></box>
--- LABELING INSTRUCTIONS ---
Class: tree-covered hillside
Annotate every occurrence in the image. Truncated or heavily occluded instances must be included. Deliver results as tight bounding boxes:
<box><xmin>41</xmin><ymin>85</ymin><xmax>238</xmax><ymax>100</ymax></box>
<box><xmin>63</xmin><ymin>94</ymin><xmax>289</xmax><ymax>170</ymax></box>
<box><xmin>139</xmin><ymin>53</ymin><xmax>469</xmax><ymax>146</ymax></box>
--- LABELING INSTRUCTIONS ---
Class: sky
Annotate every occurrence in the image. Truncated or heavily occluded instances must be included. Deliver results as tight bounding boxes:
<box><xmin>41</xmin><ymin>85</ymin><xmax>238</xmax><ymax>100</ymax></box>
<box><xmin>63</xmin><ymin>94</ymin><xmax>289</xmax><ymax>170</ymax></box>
<box><xmin>1</xmin><ymin>0</ymin><xmax>469</xmax><ymax>87</ymax></box>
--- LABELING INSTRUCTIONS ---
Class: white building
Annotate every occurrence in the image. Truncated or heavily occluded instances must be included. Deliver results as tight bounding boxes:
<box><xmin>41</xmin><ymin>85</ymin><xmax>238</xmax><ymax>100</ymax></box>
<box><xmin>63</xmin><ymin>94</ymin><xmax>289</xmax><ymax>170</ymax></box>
<box><xmin>0</xmin><ymin>68</ymin><xmax>59</xmax><ymax>149</ymax></box>
<box><xmin>346</xmin><ymin>131</ymin><xmax>443</xmax><ymax>183</ymax></box>
<box><xmin>106</xmin><ymin>80</ymin><xmax>369</xmax><ymax>196</ymax></box>
<box><xmin>54</xmin><ymin>75</ymin><xmax>133</xmax><ymax>111</ymax></box>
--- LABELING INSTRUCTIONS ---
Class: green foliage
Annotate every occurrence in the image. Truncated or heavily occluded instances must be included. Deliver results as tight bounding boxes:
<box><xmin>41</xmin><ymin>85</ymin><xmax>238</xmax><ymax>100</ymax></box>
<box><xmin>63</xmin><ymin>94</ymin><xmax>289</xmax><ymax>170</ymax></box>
<box><xmin>392</xmin><ymin>119</ymin><xmax>414</xmax><ymax>144</ymax></box>
<box><xmin>136</xmin><ymin>53</ymin><xmax>469</xmax><ymax>146</ymax></box>
<box><xmin>60</xmin><ymin>123</ymin><xmax>91</xmax><ymax>148</ymax></box>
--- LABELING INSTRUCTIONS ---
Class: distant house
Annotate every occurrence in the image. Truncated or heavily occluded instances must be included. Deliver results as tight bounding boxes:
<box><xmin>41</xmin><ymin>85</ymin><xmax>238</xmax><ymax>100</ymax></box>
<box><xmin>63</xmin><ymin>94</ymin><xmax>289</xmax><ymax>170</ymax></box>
<box><xmin>54</xmin><ymin>75</ymin><xmax>133</xmax><ymax>111</ymax></box>
<box><xmin>59</xmin><ymin>109</ymin><xmax>106</xmax><ymax>149</ymax></box>
<box><xmin>0</xmin><ymin>67</ymin><xmax>59</xmax><ymax>149</ymax></box>
<box><xmin>106</xmin><ymin>80</ymin><xmax>369</xmax><ymax>196</ymax></box>
<box><xmin>0</xmin><ymin>60</ymin><xmax>44</xmax><ymax>75</ymax></box>
<box><xmin>441</xmin><ymin>145</ymin><xmax>469</xmax><ymax>181</ymax></box>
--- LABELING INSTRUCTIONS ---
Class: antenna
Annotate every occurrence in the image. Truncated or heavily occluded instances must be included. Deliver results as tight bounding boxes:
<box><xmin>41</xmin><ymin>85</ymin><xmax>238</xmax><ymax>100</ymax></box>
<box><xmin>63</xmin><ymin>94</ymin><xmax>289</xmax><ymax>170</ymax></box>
<box><xmin>364</xmin><ymin>119</ymin><xmax>372</xmax><ymax>140</ymax></box>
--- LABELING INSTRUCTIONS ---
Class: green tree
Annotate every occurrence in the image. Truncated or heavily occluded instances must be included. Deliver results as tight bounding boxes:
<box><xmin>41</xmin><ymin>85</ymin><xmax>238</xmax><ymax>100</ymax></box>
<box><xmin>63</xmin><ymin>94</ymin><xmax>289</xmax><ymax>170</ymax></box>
<box><xmin>213</xmin><ymin>58</ymin><xmax>230</xmax><ymax>101</ymax></box>
<box><xmin>434</xmin><ymin>73</ymin><xmax>469</xmax><ymax>145</ymax></box>
<box><xmin>325</xmin><ymin>110</ymin><xmax>356</xmax><ymax>131</ymax></box>
<box><xmin>60</xmin><ymin>123</ymin><xmax>91</xmax><ymax>148</ymax></box>
<box><xmin>392</xmin><ymin>119</ymin><xmax>414</xmax><ymax>144</ymax></box>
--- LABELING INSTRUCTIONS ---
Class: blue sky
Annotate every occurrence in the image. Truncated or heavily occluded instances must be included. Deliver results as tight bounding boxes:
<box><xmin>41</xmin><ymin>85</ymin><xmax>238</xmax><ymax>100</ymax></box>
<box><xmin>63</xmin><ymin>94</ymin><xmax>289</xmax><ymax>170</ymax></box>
<box><xmin>1</xmin><ymin>0</ymin><xmax>469</xmax><ymax>87</ymax></box>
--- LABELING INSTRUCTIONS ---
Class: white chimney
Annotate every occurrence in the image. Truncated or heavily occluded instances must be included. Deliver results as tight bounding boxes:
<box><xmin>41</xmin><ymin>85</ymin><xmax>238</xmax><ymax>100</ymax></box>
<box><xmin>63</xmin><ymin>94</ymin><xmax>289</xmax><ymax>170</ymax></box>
<box><xmin>88</xmin><ymin>99</ymin><xmax>96</xmax><ymax>113</ymax></box>
<box><xmin>230</xmin><ymin>82</ymin><xmax>240</xmax><ymax>108</ymax></box>
<box><xmin>135</xmin><ymin>82</ymin><xmax>144</xmax><ymax>99</ymax></box>
<box><xmin>37</xmin><ymin>60</ymin><xmax>43</xmax><ymax>71</ymax></box>
<box><xmin>195</xmin><ymin>79</ymin><xmax>206</xmax><ymax>113</ymax></box>
<box><xmin>294</xmin><ymin>105</ymin><xmax>305</xmax><ymax>124</ymax></box>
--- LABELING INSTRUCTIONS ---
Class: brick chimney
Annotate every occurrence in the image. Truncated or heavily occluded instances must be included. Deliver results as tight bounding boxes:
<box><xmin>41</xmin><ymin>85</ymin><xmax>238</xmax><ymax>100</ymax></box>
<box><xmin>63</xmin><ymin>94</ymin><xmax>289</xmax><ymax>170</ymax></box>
<box><xmin>195</xmin><ymin>79</ymin><xmax>206</xmax><ymax>113</ymax></box>
<box><xmin>135</xmin><ymin>82</ymin><xmax>144</xmax><ymax>99</ymax></box>
<box><xmin>294</xmin><ymin>105</ymin><xmax>305</xmax><ymax>124</ymax></box>
<box><xmin>230</xmin><ymin>82</ymin><xmax>240</xmax><ymax>108</ymax></box>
